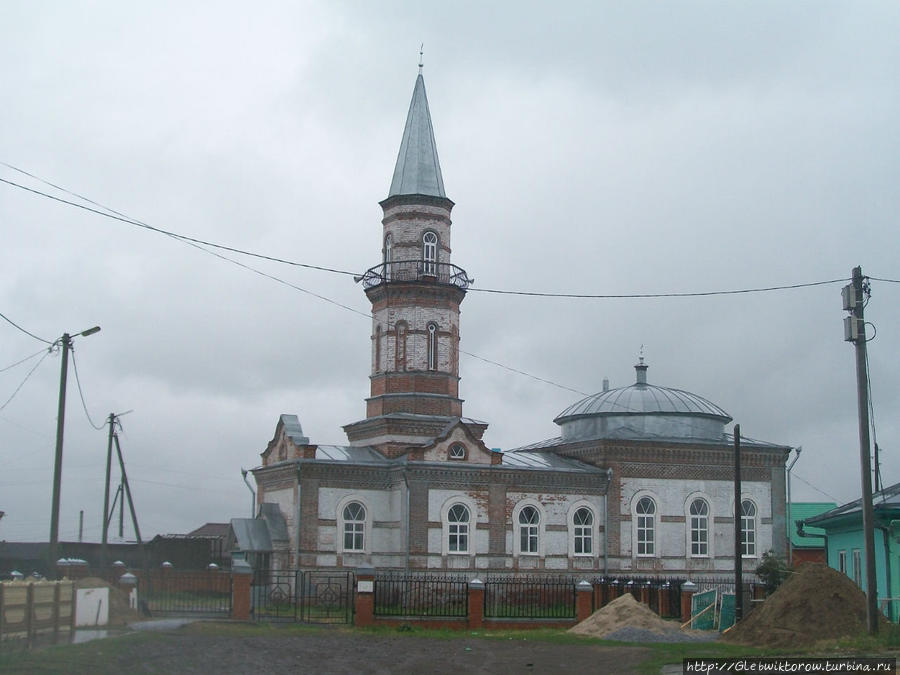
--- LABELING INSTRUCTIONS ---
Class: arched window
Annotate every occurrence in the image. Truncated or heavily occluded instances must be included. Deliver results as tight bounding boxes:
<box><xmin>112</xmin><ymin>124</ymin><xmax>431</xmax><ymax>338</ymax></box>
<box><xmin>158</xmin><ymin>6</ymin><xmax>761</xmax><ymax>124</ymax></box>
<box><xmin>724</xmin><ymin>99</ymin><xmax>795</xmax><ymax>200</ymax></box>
<box><xmin>374</xmin><ymin>325</ymin><xmax>382</xmax><ymax>373</ymax></box>
<box><xmin>518</xmin><ymin>505</ymin><xmax>540</xmax><ymax>554</ymax></box>
<box><xmin>447</xmin><ymin>504</ymin><xmax>470</xmax><ymax>553</ymax></box>
<box><xmin>342</xmin><ymin>502</ymin><xmax>366</xmax><ymax>552</ymax></box>
<box><xmin>740</xmin><ymin>500</ymin><xmax>757</xmax><ymax>557</ymax></box>
<box><xmin>689</xmin><ymin>499</ymin><xmax>709</xmax><ymax>556</ymax></box>
<box><xmin>635</xmin><ymin>497</ymin><xmax>656</xmax><ymax>556</ymax></box>
<box><xmin>448</xmin><ymin>443</ymin><xmax>466</xmax><ymax>460</ymax></box>
<box><xmin>427</xmin><ymin>322</ymin><xmax>438</xmax><ymax>371</ymax></box>
<box><xmin>384</xmin><ymin>234</ymin><xmax>393</xmax><ymax>281</ymax></box>
<box><xmin>395</xmin><ymin>321</ymin><xmax>407</xmax><ymax>371</ymax></box>
<box><xmin>573</xmin><ymin>507</ymin><xmax>593</xmax><ymax>555</ymax></box>
<box><xmin>423</xmin><ymin>232</ymin><xmax>437</xmax><ymax>275</ymax></box>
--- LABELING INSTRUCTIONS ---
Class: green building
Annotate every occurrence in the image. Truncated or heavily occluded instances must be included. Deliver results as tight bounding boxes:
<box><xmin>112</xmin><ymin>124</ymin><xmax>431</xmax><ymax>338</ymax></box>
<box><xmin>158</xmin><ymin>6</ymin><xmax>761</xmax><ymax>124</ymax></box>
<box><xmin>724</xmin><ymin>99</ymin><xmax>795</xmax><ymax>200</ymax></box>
<box><xmin>800</xmin><ymin>482</ymin><xmax>900</xmax><ymax>621</ymax></box>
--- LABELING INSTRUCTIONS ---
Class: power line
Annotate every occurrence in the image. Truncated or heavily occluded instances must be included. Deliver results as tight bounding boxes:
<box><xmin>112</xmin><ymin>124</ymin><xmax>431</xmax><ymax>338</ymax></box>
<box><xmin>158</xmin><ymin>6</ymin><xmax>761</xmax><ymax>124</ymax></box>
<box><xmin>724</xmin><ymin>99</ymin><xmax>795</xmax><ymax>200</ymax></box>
<box><xmin>469</xmin><ymin>278</ymin><xmax>849</xmax><ymax>299</ymax></box>
<box><xmin>869</xmin><ymin>276</ymin><xmax>900</xmax><ymax>284</ymax></box>
<box><xmin>0</xmin><ymin>310</ymin><xmax>52</xmax><ymax>344</ymax></box>
<box><xmin>0</xmin><ymin>172</ymin><xmax>358</xmax><ymax>277</ymax></box>
<box><xmin>1</xmin><ymin>164</ymin><xmax>887</xmax><ymax>300</ymax></box>
<box><xmin>792</xmin><ymin>472</ymin><xmax>841</xmax><ymax>503</ymax></box>
<box><xmin>0</xmin><ymin>348</ymin><xmax>51</xmax><ymax>412</ymax></box>
<box><xmin>459</xmin><ymin>350</ymin><xmax>588</xmax><ymax>396</ymax></box>
<box><xmin>70</xmin><ymin>347</ymin><xmax>105</xmax><ymax>430</ymax></box>
<box><xmin>1</xmin><ymin>347</ymin><xmax>50</xmax><ymax>373</ymax></box>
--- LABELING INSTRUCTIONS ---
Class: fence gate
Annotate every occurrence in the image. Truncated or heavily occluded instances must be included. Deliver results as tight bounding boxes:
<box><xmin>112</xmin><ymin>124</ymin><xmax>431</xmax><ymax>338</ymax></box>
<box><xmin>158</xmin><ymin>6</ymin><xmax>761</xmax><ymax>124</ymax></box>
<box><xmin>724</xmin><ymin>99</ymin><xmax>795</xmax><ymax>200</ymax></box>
<box><xmin>253</xmin><ymin>570</ymin><xmax>354</xmax><ymax>624</ymax></box>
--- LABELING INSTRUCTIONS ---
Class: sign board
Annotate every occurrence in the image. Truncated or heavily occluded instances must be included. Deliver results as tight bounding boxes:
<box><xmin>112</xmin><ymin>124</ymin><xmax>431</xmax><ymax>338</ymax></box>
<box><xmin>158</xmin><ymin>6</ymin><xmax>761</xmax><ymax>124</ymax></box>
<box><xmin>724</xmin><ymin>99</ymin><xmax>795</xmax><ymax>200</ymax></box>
<box><xmin>75</xmin><ymin>587</ymin><xmax>109</xmax><ymax>627</ymax></box>
<box><xmin>690</xmin><ymin>589</ymin><xmax>717</xmax><ymax>630</ymax></box>
<box><xmin>719</xmin><ymin>593</ymin><xmax>736</xmax><ymax>631</ymax></box>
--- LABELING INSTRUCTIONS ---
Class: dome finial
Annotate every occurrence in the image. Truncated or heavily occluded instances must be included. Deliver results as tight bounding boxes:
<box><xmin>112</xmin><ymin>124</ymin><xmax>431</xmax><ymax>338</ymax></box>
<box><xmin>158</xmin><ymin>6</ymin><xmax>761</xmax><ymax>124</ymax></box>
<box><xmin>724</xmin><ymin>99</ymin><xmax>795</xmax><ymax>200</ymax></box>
<box><xmin>635</xmin><ymin>348</ymin><xmax>648</xmax><ymax>385</ymax></box>
<box><xmin>418</xmin><ymin>43</ymin><xmax>424</xmax><ymax>74</ymax></box>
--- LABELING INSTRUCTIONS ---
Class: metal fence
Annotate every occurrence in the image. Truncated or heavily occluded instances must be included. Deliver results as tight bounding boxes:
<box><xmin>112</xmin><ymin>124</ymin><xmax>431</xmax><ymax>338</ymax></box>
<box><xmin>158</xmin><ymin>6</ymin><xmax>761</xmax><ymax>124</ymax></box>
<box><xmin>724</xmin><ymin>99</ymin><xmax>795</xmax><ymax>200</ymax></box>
<box><xmin>141</xmin><ymin>570</ymin><xmax>232</xmax><ymax>617</ymax></box>
<box><xmin>252</xmin><ymin>570</ymin><xmax>355</xmax><ymax>624</ymax></box>
<box><xmin>483</xmin><ymin>576</ymin><xmax>576</xmax><ymax>619</ymax></box>
<box><xmin>374</xmin><ymin>572</ymin><xmax>468</xmax><ymax>618</ymax></box>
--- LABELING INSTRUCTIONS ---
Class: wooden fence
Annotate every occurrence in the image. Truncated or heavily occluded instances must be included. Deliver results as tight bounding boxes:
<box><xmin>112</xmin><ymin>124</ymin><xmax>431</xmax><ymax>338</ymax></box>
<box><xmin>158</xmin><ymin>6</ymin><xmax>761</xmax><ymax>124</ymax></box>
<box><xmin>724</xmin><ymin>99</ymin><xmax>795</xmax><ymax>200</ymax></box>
<box><xmin>0</xmin><ymin>580</ymin><xmax>75</xmax><ymax>645</ymax></box>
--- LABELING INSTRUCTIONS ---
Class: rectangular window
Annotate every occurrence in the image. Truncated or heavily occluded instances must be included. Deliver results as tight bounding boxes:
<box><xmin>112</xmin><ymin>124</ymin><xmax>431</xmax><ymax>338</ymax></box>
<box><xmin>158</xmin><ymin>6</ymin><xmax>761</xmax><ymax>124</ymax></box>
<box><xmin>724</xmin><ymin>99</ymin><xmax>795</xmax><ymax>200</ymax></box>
<box><xmin>520</xmin><ymin>525</ymin><xmax>538</xmax><ymax>554</ymax></box>
<box><xmin>637</xmin><ymin>515</ymin><xmax>654</xmax><ymax>556</ymax></box>
<box><xmin>852</xmin><ymin>549</ymin><xmax>862</xmax><ymax>587</ymax></box>
<box><xmin>838</xmin><ymin>550</ymin><xmax>847</xmax><ymax>575</ymax></box>
<box><xmin>344</xmin><ymin>523</ymin><xmax>364</xmax><ymax>552</ymax></box>
<box><xmin>449</xmin><ymin>524</ymin><xmax>468</xmax><ymax>553</ymax></box>
<box><xmin>574</xmin><ymin>526</ymin><xmax>592</xmax><ymax>555</ymax></box>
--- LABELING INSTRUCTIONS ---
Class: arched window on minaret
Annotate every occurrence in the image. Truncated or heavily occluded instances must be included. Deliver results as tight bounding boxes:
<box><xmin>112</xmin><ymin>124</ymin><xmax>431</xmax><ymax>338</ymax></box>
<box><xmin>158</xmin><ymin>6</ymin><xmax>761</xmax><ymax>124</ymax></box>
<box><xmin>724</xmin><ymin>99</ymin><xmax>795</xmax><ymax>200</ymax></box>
<box><xmin>395</xmin><ymin>321</ymin><xmax>408</xmax><ymax>371</ymax></box>
<box><xmin>374</xmin><ymin>325</ymin><xmax>382</xmax><ymax>373</ymax></box>
<box><xmin>427</xmin><ymin>322</ymin><xmax>438</xmax><ymax>371</ymax></box>
<box><xmin>451</xmin><ymin>324</ymin><xmax>458</xmax><ymax>374</ymax></box>
<box><xmin>384</xmin><ymin>234</ymin><xmax>393</xmax><ymax>281</ymax></box>
<box><xmin>423</xmin><ymin>232</ymin><xmax>437</xmax><ymax>276</ymax></box>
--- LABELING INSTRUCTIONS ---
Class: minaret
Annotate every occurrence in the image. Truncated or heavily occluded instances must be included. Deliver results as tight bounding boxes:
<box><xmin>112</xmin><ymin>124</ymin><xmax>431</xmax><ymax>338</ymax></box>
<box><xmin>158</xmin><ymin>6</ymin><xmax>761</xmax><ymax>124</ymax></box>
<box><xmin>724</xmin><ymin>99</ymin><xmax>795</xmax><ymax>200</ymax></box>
<box><xmin>344</xmin><ymin>69</ymin><xmax>473</xmax><ymax>456</ymax></box>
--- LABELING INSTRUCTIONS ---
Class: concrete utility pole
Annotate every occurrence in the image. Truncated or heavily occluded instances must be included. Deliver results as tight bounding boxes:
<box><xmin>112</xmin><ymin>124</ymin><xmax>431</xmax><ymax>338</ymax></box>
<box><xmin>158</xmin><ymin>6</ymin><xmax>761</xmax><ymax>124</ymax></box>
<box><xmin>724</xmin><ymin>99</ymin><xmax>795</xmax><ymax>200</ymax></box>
<box><xmin>733</xmin><ymin>424</ymin><xmax>743</xmax><ymax>622</ymax></box>
<box><xmin>48</xmin><ymin>326</ymin><xmax>100</xmax><ymax>577</ymax></box>
<box><xmin>842</xmin><ymin>265</ymin><xmax>878</xmax><ymax>634</ymax></box>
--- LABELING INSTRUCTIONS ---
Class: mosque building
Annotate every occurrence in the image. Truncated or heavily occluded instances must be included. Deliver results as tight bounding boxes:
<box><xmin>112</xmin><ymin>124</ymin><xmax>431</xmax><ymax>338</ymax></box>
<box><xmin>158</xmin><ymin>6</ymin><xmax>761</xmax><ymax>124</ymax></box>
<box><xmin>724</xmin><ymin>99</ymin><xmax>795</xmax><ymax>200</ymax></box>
<box><xmin>241</xmin><ymin>69</ymin><xmax>790</xmax><ymax>576</ymax></box>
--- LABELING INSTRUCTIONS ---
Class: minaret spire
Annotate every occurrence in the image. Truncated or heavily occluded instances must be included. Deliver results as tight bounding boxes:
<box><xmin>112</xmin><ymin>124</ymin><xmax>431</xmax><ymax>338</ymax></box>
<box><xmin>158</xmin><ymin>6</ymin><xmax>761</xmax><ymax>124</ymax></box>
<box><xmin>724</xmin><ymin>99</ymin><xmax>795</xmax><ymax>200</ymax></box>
<box><xmin>387</xmin><ymin>63</ymin><xmax>446</xmax><ymax>198</ymax></box>
<box><xmin>418</xmin><ymin>43</ymin><xmax>424</xmax><ymax>74</ymax></box>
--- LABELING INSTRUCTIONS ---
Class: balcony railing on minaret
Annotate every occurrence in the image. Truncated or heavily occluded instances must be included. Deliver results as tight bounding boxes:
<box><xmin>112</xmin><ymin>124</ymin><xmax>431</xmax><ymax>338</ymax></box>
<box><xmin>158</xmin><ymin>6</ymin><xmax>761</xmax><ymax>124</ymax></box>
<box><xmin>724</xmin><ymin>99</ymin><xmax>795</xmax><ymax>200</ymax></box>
<box><xmin>359</xmin><ymin>260</ymin><xmax>473</xmax><ymax>290</ymax></box>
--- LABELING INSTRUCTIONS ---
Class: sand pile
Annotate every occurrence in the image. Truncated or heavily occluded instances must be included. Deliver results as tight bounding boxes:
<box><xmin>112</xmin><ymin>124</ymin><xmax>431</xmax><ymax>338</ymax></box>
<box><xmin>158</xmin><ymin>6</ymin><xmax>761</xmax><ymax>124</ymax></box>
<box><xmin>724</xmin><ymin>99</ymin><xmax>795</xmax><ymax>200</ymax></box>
<box><xmin>723</xmin><ymin>562</ymin><xmax>887</xmax><ymax>648</ymax></box>
<box><xmin>569</xmin><ymin>593</ymin><xmax>679</xmax><ymax>638</ymax></box>
<box><xmin>75</xmin><ymin>577</ymin><xmax>142</xmax><ymax>626</ymax></box>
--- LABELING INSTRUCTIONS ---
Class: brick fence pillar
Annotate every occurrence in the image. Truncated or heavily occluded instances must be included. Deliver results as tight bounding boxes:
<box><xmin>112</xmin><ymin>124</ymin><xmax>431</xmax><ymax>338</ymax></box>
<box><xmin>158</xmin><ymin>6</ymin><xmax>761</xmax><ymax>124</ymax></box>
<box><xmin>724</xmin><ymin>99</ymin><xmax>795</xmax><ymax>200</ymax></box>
<box><xmin>231</xmin><ymin>559</ymin><xmax>253</xmax><ymax>621</ymax></box>
<box><xmin>680</xmin><ymin>581</ymin><xmax>697</xmax><ymax>624</ymax></box>
<box><xmin>656</xmin><ymin>583</ymin><xmax>669</xmax><ymax>617</ymax></box>
<box><xmin>640</xmin><ymin>581</ymin><xmax>651</xmax><ymax>606</ymax></box>
<box><xmin>355</xmin><ymin>565</ymin><xmax>376</xmax><ymax>627</ymax></box>
<box><xmin>576</xmin><ymin>580</ymin><xmax>593</xmax><ymax>622</ymax></box>
<box><xmin>468</xmin><ymin>578</ymin><xmax>484</xmax><ymax>629</ymax></box>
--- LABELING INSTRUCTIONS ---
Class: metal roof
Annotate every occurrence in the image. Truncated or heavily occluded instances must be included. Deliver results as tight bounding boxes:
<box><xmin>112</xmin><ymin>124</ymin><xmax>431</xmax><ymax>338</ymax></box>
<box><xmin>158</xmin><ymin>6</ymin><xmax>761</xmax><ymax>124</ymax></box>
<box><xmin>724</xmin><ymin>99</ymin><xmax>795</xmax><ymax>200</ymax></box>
<box><xmin>229</xmin><ymin>518</ymin><xmax>273</xmax><ymax>552</ymax></box>
<box><xmin>500</xmin><ymin>451</ymin><xmax>599</xmax><ymax>472</ymax></box>
<box><xmin>789</xmin><ymin>502</ymin><xmax>836</xmax><ymax>548</ymax></box>
<box><xmin>315</xmin><ymin>445</ymin><xmax>392</xmax><ymax>464</ymax></box>
<box><xmin>555</xmin><ymin>384</ymin><xmax>731</xmax><ymax>422</ymax></box>
<box><xmin>804</xmin><ymin>482</ymin><xmax>900</xmax><ymax>526</ymax></box>
<box><xmin>388</xmin><ymin>73</ymin><xmax>446</xmax><ymax>198</ymax></box>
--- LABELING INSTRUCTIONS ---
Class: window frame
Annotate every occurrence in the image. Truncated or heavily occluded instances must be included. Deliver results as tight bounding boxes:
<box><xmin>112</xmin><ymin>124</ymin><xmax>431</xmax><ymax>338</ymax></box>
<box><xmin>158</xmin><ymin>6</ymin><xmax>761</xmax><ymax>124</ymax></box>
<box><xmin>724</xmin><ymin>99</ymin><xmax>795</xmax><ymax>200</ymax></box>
<box><xmin>339</xmin><ymin>500</ymin><xmax>367</xmax><ymax>554</ymax></box>
<box><xmin>852</xmin><ymin>549</ymin><xmax>862</xmax><ymax>587</ymax></box>
<box><xmin>446</xmin><ymin>503</ymin><xmax>470</xmax><ymax>554</ymax></box>
<box><xmin>740</xmin><ymin>499</ymin><xmax>757</xmax><ymax>558</ymax></box>
<box><xmin>635</xmin><ymin>496</ymin><xmax>657</xmax><ymax>557</ymax></box>
<box><xmin>689</xmin><ymin>498</ymin><xmax>710</xmax><ymax>558</ymax></box>
<box><xmin>448</xmin><ymin>443</ymin><xmax>466</xmax><ymax>461</ymax></box>
<box><xmin>422</xmin><ymin>231</ymin><xmax>438</xmax><ymax>275</ymax></box>
<box><xmin>572</xmin><ymin>506</ymin><xmax>594</xmax><ymax>557</ymax></box>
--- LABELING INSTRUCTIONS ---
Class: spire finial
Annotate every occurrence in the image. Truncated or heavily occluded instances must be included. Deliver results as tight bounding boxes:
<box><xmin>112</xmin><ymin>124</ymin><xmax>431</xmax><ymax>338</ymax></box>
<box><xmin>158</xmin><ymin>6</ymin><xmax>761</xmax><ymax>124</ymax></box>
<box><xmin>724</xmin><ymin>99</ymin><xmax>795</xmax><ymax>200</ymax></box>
<box><xmin>418</xmin><ymin>43</ymin><xmax>424</xmax><ymax>74</ymax></box>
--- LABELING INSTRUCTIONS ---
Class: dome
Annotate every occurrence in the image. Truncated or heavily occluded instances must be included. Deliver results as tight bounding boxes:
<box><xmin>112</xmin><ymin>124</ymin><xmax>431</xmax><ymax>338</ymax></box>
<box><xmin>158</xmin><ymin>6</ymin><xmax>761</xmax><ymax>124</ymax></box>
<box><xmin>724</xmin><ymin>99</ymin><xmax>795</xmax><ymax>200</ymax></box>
<box><xmin>554</xmin><ymin>360</ymin><xmax>732</xmax><ymax>443</ymax></box>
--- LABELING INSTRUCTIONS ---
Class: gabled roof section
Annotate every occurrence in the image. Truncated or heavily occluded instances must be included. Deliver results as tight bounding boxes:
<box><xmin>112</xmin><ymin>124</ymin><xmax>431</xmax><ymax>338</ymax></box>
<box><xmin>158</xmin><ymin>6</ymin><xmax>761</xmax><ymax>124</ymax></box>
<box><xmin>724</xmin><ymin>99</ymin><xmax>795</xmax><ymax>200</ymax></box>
<box><xmin>388</xmin><ymin>74</ymin><xmax>446</xmax><ymax>199</ymax></box>
<box><xmin>804</xmin><ymin>482</ymin><xmax>900</xmax><ymax>528</ymax></box>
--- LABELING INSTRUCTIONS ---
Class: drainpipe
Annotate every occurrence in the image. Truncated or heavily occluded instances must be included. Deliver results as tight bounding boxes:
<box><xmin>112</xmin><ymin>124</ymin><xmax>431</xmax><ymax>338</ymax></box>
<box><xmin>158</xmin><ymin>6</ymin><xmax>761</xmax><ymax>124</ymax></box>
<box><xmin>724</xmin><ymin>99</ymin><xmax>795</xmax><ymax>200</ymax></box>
<box><xmin>876</xmin><ymin>521</ymin><xmax>892</xmax><ymax>619</ymax></box>
<box><xmin>795</xmin><ymin>521</ymin><xmax>828</xmax><ymax>567</ymax></box>
<box><xmin>241</xmin><ymin>468</ymin><xmax>256</xmax><ymax>518</ymax></box>
<box><xmin>403</xmin><ymin>466</ymin><xmax>411</xmax><ymax>570</ymax></box>
<box><xmin>604</xmin><ymin>468</ymin><xmax>613</xmax><ymax>576</ymax></box>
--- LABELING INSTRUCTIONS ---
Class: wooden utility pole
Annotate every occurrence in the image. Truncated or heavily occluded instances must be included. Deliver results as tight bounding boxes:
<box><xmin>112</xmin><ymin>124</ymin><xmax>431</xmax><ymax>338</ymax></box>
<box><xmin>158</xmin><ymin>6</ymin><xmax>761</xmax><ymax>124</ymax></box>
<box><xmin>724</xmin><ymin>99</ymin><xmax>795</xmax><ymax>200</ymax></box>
<box><xmin>843</xmin><ymin>265</ymin><xmax>878</xmax><ymax>634</ymax></box>
<box><xmin>734</xmin><ymin>424</ymin><xmax>743</xmax><ymax>622</ymax></box>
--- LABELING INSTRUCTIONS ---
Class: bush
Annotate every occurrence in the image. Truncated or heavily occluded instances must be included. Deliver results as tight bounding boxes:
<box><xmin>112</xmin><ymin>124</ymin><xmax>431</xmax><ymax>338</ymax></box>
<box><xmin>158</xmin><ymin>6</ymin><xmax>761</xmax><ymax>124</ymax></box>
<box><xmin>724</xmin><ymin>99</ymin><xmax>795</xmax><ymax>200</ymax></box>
<box><xmin>755</xmin><ymin>550</ymin><xmax>790</xmax><ymax>594</ymax></box>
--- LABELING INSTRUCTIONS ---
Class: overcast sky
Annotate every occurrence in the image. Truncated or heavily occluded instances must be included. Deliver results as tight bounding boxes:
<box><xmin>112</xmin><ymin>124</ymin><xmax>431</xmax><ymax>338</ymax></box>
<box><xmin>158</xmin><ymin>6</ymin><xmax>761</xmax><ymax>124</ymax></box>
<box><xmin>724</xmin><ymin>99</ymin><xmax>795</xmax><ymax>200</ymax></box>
<box><xmin>1</xmin><ymin>1</ymin><xmax>897</xmax><ymax>545</ymax></box>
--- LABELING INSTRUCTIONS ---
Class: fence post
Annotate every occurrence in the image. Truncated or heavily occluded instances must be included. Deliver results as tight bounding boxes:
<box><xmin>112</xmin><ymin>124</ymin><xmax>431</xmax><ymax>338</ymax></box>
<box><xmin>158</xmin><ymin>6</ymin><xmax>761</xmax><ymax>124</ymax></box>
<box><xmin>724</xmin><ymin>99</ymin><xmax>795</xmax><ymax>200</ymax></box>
<box><xmin>680</xmin><ymin>581</ymin><xmax>697</xmax><ymax>623</ymax></box>
<box><xmin>576</xmin><ymin>580</ymin><xmax>593</xmax><ymax>622</ymax></box>
<box><xmin>468</xmin><ymin>578</ymin><xmax>485</xmax><ymax>629</ymax></box>
<box><xmin>231</xmin><ymin>559</ymin><xmax>253</xmax><ymax>621</ymax></box>
<box><xmin>355</xmin><ymin>565</ymin><xmax>376</xmax><ymax>627</ymax></box>
<box><xmin>592</xmin><ymin>578</ymin><xmax>603</xmax><ymax>611</ymax></box>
